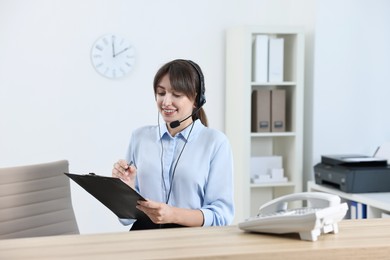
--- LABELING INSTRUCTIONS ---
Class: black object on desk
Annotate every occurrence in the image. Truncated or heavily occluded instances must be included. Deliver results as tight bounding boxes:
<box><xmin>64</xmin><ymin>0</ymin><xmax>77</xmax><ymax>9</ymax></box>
<box><xmin>65</xmin><ymin>172</ymin><xmax>147</xmax><ymax>219</ymax></box>
<box><xmin>64</xmin><ymin>172</ymin><xmax>185</xmax><ymax>230</ymax></box>
<box><xmin>314</xmin><ymin>154</ymin><xmax>390</xmax><ymax>193</ymax></box>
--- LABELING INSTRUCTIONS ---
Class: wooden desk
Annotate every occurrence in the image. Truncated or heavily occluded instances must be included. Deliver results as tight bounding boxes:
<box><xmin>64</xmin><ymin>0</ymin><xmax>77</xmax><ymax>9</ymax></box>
<box><xmin>1</xmin><ymin>219</ymin><xmax>390</xmax><ymax>259</ymax></box>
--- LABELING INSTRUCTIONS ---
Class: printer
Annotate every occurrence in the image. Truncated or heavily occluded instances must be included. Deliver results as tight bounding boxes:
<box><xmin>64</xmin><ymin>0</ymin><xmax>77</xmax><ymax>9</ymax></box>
<box><xmin>314</xmin><ymin>154</ymin><xmax>390</xmax><ymax>193</ymax></box>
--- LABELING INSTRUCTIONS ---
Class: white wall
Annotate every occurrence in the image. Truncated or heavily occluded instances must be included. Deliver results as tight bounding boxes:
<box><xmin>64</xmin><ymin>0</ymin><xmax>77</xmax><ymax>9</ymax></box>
<box><xmin>0</xmin><ymin>0</ymin><xmax>315</xmax><ymax>234</ymax></box>
<box><xmin>304</xmin><ymin>0</ymin><xmax>390</xmax><ymax>187</ymax></box>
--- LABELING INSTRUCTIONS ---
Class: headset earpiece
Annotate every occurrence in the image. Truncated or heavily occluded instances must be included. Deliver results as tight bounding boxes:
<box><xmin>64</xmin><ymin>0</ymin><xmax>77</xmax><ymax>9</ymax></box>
<box><xmin>186</xmin><ymin>60</ymin><xmax>206</xmax><ymax>108</ymax></box>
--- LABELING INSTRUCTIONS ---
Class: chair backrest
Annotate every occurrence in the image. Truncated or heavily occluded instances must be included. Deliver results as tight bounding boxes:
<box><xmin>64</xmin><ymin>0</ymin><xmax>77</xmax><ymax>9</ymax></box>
<box><xmin>0</xmin><ymin>160</ymin><xmax>79</xmax><ymax>239</ymax></box>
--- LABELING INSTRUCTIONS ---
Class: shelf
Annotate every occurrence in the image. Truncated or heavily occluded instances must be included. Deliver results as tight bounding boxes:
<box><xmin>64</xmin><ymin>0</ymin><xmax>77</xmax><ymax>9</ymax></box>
<box><xmin>251</xmin><ymin>81</ymin><xmax>297</xmax><ymax>86</ymax></box>
<box><xmin>308</xmin><ymin>181</ymin><xmax>390</xmax><ymax>218</ymax></box>
<box><xmin>251</xmin><ymin>132</ymin><xmax>296</xmax><ymax>137</ymax></box>
<box><xmin>250</xmin><ymin>181</ymin><xmax>295</xmax><ymax>188</ymax></box>
<box><xmin>226</xmin><ymin>26</ymin><xmax>305</xmax><ymax>222</ymax></box>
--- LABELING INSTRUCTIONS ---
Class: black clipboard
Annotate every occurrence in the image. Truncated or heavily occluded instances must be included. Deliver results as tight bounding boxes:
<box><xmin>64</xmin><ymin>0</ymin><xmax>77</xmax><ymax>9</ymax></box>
<box><xmin>64</xmin><ymin>172</ymin><xmax>147</xmax><ymax>220</ymax></box>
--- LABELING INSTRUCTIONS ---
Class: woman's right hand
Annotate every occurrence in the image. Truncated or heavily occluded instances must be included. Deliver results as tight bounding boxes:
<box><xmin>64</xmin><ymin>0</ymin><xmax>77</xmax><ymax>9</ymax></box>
<box><xmin>112</xmin><ymin>159</ymin><xmax>137</xmax><ymax>189</ymax></box>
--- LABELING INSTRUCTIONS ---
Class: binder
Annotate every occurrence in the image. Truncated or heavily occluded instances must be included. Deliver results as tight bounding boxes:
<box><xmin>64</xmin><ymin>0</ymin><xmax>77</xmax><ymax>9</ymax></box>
<box><xmin>350</xmin><ymin>201</ymin><xmax>367</xmax><ymax>219</ymax></box>
<box><xmin>268</xmin><ymin>37</ymin><xmax>284</xmax><ymax>82</ymax></box>
<box><xmin>251</xmin><ymin>89</ymin><xmax>271</xmax><ymax>132</ymax></box>
<box><xmin>253</xmin><ymin>35</ymin><xmax>269</xmax><ymax>82</ymax></box>
<box><xmin>271</xmin><ymin>89</ymin><xmax>286</xmax><ymax>132</ymax></box>
<box><xmin>350</xmin><ymin>201</ymin><xmax>358</xmax><ymax>219</ymax></box>
<box><xmin>357</xmin><ymin>202</ymin><xmax>367</xmax><ymax>219</ymax></box>
<box><xmin>64</xmin><ymin>172</ymin><xmax>147</xmax><ymax>220</ymax></box>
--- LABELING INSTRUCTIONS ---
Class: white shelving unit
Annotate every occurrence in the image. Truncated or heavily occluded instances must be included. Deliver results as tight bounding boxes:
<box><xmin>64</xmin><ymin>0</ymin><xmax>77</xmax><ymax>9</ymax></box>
<box><xmin>225</xmin><ymin>26</ymin><xmax>305</xmax><ymax>223</ymax></box>
<box><xmin>308</xmin><ymin>181</ymin><xmax>390</xmax><ymax>218</ymax></box>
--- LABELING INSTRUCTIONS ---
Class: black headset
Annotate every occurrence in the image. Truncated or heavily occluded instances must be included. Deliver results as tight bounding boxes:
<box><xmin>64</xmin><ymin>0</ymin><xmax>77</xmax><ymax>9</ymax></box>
<box><xmin>185</xmin><ymin>59</ymin><xmax>206</xmax><ymax>109</ymax></box>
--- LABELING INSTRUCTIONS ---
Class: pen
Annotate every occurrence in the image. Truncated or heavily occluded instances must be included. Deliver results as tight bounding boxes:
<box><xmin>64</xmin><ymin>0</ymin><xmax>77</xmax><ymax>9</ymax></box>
<box><xmin>127</xmin><ymin>161</ymin><xmax>136</xmax><ymax>169</ymax></box>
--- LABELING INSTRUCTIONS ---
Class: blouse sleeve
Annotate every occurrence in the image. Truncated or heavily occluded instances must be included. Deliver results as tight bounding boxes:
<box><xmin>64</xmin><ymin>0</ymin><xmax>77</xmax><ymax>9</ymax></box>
<box><xmin>200</xmin><ymin>137</ymin><xmax>235</xmax><ymax>226</ymax></box>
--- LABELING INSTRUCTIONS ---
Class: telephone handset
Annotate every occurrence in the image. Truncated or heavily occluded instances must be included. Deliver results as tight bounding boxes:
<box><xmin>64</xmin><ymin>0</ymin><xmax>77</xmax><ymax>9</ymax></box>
<box><xmin>238</xmin><ymin>192</ymin><xmax>348</xmax><ymax>241</ymax></box>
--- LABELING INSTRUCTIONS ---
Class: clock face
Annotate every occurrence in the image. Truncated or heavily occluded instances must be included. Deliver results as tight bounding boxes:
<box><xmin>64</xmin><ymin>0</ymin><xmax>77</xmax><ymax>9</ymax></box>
<box><xmin>91</xmin><ymin>34</ymin><xmax>136</xmax><ymax>79</ymax></box>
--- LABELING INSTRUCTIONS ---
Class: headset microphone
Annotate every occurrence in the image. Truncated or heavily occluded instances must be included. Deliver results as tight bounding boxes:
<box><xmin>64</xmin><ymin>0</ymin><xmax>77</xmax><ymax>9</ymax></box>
<box><xmin>169</xmin><ymin>106</ymin><xmax>202</xmax><ymax>129</ymax></box>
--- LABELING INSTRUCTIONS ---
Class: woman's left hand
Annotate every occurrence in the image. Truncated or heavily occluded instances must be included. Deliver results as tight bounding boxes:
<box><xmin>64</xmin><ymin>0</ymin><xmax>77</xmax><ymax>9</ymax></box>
<box><xmin>136</xmin><ymin>199</ymin><xmax>176</xmax><ymax>224</ymax></box>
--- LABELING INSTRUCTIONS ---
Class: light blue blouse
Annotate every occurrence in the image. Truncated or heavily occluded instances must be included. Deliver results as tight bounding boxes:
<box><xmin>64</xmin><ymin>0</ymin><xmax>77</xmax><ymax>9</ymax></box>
<box><xmin>124</xmin><ymin>119</ymin><xmax>234</xmax><ymax>226</ymax></box>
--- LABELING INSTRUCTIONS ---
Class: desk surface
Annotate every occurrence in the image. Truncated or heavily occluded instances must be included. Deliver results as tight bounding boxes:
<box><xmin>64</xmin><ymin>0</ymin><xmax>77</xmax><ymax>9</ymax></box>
<box><xmin>1</xmin><ymin>219</ymin><xmax>390</xmax><ymax>260</ymax></box>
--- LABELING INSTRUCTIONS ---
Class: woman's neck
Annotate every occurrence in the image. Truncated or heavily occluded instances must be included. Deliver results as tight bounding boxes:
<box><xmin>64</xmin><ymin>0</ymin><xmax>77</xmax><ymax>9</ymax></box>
<box><xmin>167</xmin><ymin>119</ymin><xmax>194</xmax><ymax>137</ymax></box>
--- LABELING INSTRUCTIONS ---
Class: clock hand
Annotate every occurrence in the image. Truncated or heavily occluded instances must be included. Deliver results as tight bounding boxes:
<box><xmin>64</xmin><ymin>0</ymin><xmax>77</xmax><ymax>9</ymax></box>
<box><xmin>112</xmin><ymin>36</ymin><xmax>115</xmax><ymax>58</ymax></box>
<box><xmin>114</xmin><ymin>47</ymin><xmax>130</xmax><ymax>57</ymax></box>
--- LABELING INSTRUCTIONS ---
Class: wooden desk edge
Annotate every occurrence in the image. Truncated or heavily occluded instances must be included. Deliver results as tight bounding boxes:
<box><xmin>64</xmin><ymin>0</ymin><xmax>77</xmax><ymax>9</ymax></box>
<box><xmin>1</xmin><ymin>219</ymin><xmax>390</xmax><ymax>260</ymax></box>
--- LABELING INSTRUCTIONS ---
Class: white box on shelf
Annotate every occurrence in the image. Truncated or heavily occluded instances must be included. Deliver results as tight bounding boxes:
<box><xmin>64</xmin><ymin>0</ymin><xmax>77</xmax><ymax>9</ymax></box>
<box><xmin>250</xmin><ymin>156</ymin><xmax>284</xmax><ymax>183</ymax></box>
<box><xmin>252</xmin><ymin>35</ymin><xmax>269</xmax><ymax>82</ymax></box>
<box><xmin>253</xmin><ymin>176</ymin><xmax>287</xmax><ymax>184</ymax></box>
<box><xmin>271</xmin><ymin>168</ymin><xmax>284</xmax><ymax>180</ymax></box>
<box><xmin>257</xmin><ymin>175</ymin><xmax>272</xmax><ymax>182</ymax></box>
<box><xmin>268</xmin><ymin>37</ymin><xmax>284</xmax><ymax>82</ymax></box>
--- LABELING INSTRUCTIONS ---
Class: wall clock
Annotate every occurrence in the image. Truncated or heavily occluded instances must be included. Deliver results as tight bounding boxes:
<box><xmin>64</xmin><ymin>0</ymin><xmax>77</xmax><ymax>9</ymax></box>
<box><xmin>91</xmin><ymin>34</ymin><xmax>136</xmax><ymax>79</ymax></box>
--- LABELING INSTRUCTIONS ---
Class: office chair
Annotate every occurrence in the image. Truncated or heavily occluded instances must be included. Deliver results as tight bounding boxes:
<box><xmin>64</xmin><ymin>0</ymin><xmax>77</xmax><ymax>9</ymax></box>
<box><xmin>0</xmin><ymin>160</ymin><xmax>79</xmax><ymax>239</ymax></box>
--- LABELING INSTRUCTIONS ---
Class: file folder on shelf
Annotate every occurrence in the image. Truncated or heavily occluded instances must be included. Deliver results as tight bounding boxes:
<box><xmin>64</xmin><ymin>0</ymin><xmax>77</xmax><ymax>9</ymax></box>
<box><xmin>271</xmin><ymin>89</ymin><xmax>286</xmax><ymax>132</ymax></box>
<box><xmin>252</xmin><ymin>35</ymin><xmax>269</xmax><ymax>82</ymax></box>
<box><xmin>251</xmin><ymin>89</ymin><xmax>271</xmax><ymax>132</ymax></box>
<box><xmin>268</xmin><ymin>37</ymin><xmax>284</xmax><ymax>82</ymax></box>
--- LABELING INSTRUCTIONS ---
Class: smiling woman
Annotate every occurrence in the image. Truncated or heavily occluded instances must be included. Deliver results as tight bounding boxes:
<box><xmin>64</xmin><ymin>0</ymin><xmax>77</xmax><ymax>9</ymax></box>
<box><xmin>0</xmin><ymin>0</ymin><xmax>320</xmax><ymax>234</ymax></box>
<box><xmin>111</xmin><ymin>59</ymin><xmax>234</xmax><ymax>230</ymax></box>
<box><xmin>155</xmin><ymin>73</ymin><xmax>197</xmax><ymax>135</ymax></box>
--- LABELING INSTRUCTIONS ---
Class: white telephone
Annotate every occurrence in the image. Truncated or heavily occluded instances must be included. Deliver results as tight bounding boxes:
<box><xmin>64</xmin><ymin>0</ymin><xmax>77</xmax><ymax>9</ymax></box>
<box><xmin>238</xmin><ymin>192</ymin><xmax>348</xmax><ymax>241</ymax></box>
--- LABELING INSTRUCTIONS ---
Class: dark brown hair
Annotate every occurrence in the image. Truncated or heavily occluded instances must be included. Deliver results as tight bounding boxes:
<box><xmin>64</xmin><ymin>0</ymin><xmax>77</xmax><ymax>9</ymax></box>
<box><xmin>153</xmin><ymin>59</ymin><xmax>208</xmax><ymax>126</ymax></box>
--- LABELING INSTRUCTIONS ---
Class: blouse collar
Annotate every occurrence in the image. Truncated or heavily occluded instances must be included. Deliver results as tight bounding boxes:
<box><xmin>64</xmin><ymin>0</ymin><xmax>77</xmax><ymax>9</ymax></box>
<box><xmin>157</xmin><ymin>119</ymin><xmax>204</xmax><ymax>143</ymax></box>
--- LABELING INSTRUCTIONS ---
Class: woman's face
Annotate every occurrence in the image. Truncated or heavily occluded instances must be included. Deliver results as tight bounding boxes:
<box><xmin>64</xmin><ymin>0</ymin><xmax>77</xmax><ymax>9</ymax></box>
<box><xmin>156</xmin><ymin>74</ymin><xmax>195</xmax><ymax>132</ymax></box>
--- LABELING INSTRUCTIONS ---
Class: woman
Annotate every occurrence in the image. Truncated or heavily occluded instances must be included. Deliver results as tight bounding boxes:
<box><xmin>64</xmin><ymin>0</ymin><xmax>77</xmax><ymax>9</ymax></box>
<box><xmin>112</xmin><ymin>59</ymin><xmax>234</xmax><ymax>230</ymax></box>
